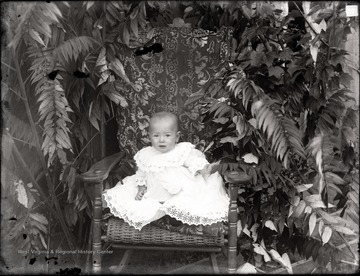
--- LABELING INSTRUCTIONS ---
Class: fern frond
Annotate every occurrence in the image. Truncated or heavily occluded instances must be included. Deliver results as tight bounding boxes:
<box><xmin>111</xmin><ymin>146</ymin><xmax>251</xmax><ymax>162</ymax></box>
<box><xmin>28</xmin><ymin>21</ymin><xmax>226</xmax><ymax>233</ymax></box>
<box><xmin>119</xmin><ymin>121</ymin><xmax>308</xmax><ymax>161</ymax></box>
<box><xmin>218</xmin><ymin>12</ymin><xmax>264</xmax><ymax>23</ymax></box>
<box><xmin>209</xmin><ymin>101</ymin><xmax>234</xmax><ymax>118</ymax></box>
<box><xmin>308</xmin><ymin>133</ymin><xmax>342</xmax><ymax>170</ymax></box>
<box><xmin>286</xmin><ymin>84</ymin><xmax>304</xmax><ymax>114</ymax></box>
<box><xmin>317</xmin><ymin>89</ymin><xmax>353</xmax><ymax>132</ymax></box>
<box><xmin>307</xmin><ymin>133</ymin><xmax>355</xmax><ymax>212</ymax></box>
<box><xmin>251</xmin><ymin>99</ymin><xmax>305</xmax><ymax>168</ymax></box>
<box><xmin>225</xmin><ymin>66</ymin><xmax>264</xmax><ymax>110</ymax></box>
<box><xmin>242</xmin><ymin>80</ymin><xmax>264</xmax><ymax>110</ymax></box>
<box><xmin>225</xmin><ymin>66</ymin><xmax>247</xmax><ymax>97</ymax></box>
<box><xmin>344</xmin><ymin>174</ymin><xmax>359</xmax><ymax>231</ymax></box>
<box><xmin>307</xmin><ymin>133</ymin><xmax>337</xmax><ymax>193</ymax></box>
<box><xmin>27</xmin><ymin>44</ymin><xmax>56</xmax><ymax>85</ymax></box>
<box><xmin>54</xmin><ymin>36</ymin><xmax>100</xmax><ymax>64</ymax></box>
<box><xmin>105</xmin><ymin>1</ymin><xmax>125</xmax><ymax>27</ymax></box>
<box><xmin>337</xmin><ymin>106</ymin><xmax>359</xmax><ymax>154</ymax></box>
<box><xmin>37</xmin><ymin>77</ymin><xmax>73</xmax><ymax>166</ymax></box>
<box><xmin>8</xmin><ymin>2</ymin><xmax>63</xmax><ymax>49</ymax></box>
<box><xmin>233</xmin><ymin>113</ymin><xmax>251</xmax><ymax>140</ymax></box>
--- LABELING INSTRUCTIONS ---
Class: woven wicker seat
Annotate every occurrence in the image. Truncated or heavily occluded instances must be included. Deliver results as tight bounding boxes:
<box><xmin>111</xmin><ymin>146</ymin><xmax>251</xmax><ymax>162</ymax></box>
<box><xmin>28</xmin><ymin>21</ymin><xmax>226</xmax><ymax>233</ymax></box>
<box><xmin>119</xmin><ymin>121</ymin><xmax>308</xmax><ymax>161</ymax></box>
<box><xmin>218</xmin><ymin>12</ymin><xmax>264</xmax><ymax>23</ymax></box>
<box><xmin>106</xmin><ymin>217</ymin><xmax>225</xmax><ymax>247</ymax></box>
<box><xmin>81</xmin><ymin>152</ymin><xmax>251</xmax><ymax>273</ymax></box>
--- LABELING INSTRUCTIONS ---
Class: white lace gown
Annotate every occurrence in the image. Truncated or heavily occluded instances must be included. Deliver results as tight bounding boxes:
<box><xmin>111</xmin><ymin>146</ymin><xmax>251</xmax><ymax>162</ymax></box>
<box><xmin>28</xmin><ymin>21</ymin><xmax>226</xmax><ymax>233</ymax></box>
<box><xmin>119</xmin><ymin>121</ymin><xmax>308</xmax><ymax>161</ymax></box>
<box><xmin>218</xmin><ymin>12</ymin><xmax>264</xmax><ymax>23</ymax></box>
<box><xmin>103</xmin><ymin>142</ymin><xmax>229</xmax><ymax>230</ymax></box>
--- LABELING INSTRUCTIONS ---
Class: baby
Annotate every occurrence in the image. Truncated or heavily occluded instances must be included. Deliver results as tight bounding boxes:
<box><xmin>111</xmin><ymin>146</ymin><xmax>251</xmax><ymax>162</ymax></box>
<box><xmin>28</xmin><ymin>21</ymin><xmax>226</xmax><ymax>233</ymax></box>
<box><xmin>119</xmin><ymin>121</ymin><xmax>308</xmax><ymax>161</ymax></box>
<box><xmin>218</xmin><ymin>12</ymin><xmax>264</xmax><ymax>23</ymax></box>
<box><xmin>134</xmin><ymin>112</ymin><xmax>212</xmax><ymax>201</ymax></box>
<box><xmin>103</xmin><ymin>111</ymin><xmax>229</xmax><ymax>231</ymax></box>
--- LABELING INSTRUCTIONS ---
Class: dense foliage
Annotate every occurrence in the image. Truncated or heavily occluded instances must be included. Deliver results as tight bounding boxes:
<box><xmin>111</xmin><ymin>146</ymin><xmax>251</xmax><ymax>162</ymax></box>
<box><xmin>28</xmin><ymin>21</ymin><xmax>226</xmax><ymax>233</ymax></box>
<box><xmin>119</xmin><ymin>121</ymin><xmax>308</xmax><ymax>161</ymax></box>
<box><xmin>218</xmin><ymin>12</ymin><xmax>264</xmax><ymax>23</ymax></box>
<box><xmin>186</xmin><ymin>1</ymin><xmax>359</xmax><ymax>272</ymax></box>
<box><xmin>1</xmin><ymin>1</ymin><xmax>358</xmax><ymax>272</ymax></box>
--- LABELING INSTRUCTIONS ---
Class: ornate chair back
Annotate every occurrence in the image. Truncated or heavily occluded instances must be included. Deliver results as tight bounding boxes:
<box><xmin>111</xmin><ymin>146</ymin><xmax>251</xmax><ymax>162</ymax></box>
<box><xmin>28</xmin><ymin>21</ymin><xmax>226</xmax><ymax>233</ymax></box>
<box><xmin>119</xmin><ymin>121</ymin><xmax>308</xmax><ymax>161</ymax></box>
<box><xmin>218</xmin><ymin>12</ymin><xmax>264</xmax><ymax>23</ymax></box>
<box><xmin>114</xmin><ymin>26</ymin><xmax>232</xmax><ymax>155</ymax></box>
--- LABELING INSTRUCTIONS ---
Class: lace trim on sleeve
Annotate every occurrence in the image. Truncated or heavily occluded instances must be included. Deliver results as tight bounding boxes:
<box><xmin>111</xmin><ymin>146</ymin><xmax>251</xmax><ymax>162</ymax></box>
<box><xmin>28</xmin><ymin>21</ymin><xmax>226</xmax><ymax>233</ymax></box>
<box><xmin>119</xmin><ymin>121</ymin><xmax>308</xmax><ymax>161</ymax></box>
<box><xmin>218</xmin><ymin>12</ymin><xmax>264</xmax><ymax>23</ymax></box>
<box><xmin>186</xmin><ymin>158</ymin><xmax>209</xmax><ymax>176</ymax></box>
<box><xmin>184</xmin><ymin>149</ymin><xmax>209</xmax><ymax>176</ymax></box>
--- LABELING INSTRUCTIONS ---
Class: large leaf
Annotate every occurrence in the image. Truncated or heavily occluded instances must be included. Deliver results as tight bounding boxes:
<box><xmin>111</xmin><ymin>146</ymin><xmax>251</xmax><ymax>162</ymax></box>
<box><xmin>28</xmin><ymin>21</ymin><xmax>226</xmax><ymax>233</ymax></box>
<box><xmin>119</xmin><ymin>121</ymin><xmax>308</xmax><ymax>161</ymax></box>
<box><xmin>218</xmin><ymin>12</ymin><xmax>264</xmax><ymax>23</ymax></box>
<box><xmin>184</xmin><ymin>89</ymin><xmax>205</xmax><ymax>106</ymax></box>
<box><xmin>269</xmin><ymin>249</ymin><xmax>293</xmax><ymax>273</ymax></box>
<box><xmin>253</xmin><ymin>243</ymin><xmax>271</xmax><ymax>262</ymax></box>
<box><xmin>2</xmin><ymin>110</ymin><xmax>37</xmax><ymax>148</ymax></box>
<box><xmin>29</xmin><ymin>29</ymin><xmax>46</xmax><ymax>47</ymax></box>
<box><xmin>102</xmin><ymin>84</ymin><xmax>128</xmax><ymax>107</ymax></box>
<box><xmin>321</xmin><ymin>226</ymin><xmax>332</xmax><ymax>244</ymax></box>
<box><xmin>309</xmin><ymin>212</ymin><xmax>316</xmax><ymax>236</ymax></box>
<box><xmin>108</xmin><ymin>58</ymin><xmax>130</xmax><ymax>84</ymax></box>
<box><xmin>236</xmin><ymin>262</ymin><xmax>257</xmax><ymax>273</ymax></box>
<box><xmin>264</xmin><ymin>220</ymin><xmax>277</xmax><ymax>232</ymax></box>
<box><xmin>29</xmin><ymin>212</ymin><xmax>48</xmax><ymax>225</ymax></box>
<box><xmin>295</xmin><ymin>183</ymin><xmax>313</xmax><ymax>193</ymax></box>
<box><xmin>292</xmin><ymin>200</ymin><xmax>306</xmax><ymax>218</ymax></box>
<box><xmin>88</xmin><ymin>99</ymin><xmax>101</xmax><ymax>131</ymax></box>
<box><xmin>15</xmin><ymin>180</ymin><xmax>29</xmax><ymax>208</ymax></box>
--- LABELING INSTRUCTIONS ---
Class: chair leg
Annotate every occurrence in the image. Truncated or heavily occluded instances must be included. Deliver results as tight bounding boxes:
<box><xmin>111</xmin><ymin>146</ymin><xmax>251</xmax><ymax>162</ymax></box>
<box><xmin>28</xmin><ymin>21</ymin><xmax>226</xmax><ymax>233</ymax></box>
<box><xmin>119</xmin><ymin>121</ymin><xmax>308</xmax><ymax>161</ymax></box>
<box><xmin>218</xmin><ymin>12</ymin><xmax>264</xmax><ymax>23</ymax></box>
<box><xmin>209</xmin><ymin>252</ymin><xmax>220</xmax><ymax>274</ymax></box>
<box><xmin>102</xmin><ymin>241</ymin><xmax>112</xmax><ymax>251</ymax></box>
<box><xmin>110</xmin><ymin>249</ymin><xmax>133</xmax><ymax>273</ymax></box>
<box><xmin>221</xmin><ymin>245</ymin><xmax>228</xmax><ymax>258</ymax></box>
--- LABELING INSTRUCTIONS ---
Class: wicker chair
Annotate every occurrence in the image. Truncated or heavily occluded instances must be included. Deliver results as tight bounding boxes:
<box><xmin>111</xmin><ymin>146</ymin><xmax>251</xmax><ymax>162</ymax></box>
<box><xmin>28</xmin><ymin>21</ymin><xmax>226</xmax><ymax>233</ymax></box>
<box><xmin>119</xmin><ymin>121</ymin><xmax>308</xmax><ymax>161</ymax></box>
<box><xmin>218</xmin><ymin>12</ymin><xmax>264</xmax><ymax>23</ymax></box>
<box><xmin>80</xmin><ymin>26</ymin><xmax>251</xmax><ymax>273</ymax></box>
<box><xmin>81</xmin><ymin>153</ymin><xmax>251</xmax><ymax>273</ymax></box>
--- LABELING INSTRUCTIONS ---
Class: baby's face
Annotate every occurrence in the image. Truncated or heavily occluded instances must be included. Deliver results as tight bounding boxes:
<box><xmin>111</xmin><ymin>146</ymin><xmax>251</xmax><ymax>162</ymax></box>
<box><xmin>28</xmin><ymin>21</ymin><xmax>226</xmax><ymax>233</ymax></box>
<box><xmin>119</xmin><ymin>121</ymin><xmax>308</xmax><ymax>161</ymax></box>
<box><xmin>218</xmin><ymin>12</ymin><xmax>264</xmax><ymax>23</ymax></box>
<box><xmin>149</xmin><ymin>118</ymin><xmax>179</xmax><ymax>153</ymax></box>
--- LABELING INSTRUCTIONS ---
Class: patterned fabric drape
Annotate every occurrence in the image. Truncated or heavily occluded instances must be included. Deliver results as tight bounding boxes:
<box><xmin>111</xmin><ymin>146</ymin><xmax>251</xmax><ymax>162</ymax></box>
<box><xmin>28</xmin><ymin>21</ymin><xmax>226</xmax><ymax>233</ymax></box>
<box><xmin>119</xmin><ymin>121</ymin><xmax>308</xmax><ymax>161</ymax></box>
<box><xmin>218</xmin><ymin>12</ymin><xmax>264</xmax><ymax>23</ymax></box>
<box><xmin>116</xmin><ymin>26</ymin><xmax>232</xmax><ymax>155</ymax></box>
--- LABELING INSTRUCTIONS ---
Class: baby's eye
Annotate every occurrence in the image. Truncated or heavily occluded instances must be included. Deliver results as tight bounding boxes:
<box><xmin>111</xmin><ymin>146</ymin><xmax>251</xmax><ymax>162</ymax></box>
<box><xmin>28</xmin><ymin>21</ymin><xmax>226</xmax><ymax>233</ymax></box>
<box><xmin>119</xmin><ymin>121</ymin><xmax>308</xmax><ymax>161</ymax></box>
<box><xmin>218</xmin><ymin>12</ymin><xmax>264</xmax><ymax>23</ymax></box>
<box><xmin>153</xmin><ymin>134</ymin><xmax>159</xmax><ymax>137</ymax></box>
<box><xmin>166</xmin><ymin>134</ymin><xmax>171</xmax><ymax>137</ymax></box>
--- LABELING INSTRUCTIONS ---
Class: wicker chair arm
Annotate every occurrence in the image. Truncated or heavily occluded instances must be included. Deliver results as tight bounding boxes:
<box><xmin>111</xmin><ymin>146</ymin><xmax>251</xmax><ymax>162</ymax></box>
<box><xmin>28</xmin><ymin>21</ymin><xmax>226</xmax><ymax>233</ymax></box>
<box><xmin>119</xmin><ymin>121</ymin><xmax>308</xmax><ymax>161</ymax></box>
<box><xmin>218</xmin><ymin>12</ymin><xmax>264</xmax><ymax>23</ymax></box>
<box><xmin>80</xmin><ymin>152</ymin><xmax>126</xmax><ymax>183</ymax></box>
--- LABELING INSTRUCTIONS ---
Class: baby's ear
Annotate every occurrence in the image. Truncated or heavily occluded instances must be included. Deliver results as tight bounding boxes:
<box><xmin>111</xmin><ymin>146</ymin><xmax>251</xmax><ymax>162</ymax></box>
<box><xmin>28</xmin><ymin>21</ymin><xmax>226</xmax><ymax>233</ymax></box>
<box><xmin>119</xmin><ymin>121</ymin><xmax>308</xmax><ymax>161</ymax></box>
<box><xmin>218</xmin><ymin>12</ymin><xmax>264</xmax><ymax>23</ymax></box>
<box><xmin>176</xmin><ymin>131</ymin><xmax>180</xmax><ymax>142</ymax></box>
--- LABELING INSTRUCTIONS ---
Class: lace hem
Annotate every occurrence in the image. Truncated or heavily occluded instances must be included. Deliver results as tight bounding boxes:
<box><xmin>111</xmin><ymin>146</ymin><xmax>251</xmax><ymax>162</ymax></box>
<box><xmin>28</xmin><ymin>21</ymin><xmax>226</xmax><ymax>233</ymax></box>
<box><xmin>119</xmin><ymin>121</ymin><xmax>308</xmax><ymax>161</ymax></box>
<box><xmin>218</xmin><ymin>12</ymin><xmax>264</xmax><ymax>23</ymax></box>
<box><xmin>103</xmin><ymin>193</ymin><xmax>147</xmax><ymax>230</ymax></box>
<box><xmin>163</xmin><ymin>205</ymin><xmax>228</xmax><ymax>226</ymax></box>
<box><xmin>135</xmin><ymin>142</ymin><xmax>194</xmax><ymax>172</ymax></box>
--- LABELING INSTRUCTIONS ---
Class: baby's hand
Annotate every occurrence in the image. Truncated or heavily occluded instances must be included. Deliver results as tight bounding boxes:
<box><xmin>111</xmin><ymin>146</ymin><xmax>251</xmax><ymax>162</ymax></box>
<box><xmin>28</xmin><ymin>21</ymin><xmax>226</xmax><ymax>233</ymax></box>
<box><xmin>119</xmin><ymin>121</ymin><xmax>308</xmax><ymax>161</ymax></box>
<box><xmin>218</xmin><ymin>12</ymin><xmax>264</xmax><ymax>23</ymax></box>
<box><xmin>197</xmin><ymin>163</ymin><xmax>219</xmax><ymax>177</ymax></box>
<box><xmin>135</xmin><ymin>186</ymin><xmax>147</xmax><ymax>200</ymax></box>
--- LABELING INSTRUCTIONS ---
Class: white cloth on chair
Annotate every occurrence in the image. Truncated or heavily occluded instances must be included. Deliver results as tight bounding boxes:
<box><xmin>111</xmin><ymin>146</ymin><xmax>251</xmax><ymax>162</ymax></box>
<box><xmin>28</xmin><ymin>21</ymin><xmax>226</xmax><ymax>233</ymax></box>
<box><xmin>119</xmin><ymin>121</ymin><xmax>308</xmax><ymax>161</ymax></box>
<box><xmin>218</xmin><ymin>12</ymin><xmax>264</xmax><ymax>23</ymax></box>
<box><xmin>103</xmin><ymin>142</ymin><xmax>229</xmax><ymax>230</ymax></box>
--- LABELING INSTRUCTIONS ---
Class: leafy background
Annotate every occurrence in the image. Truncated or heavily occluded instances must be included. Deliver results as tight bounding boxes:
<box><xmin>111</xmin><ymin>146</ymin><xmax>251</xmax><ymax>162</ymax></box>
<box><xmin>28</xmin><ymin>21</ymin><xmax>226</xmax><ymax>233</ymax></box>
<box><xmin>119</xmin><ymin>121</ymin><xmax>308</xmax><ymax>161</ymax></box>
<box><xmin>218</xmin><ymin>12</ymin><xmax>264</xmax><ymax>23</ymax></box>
<box><xmin>1</xmin><ymin>1</ymin><xmax>359</xmax><ymax>274</ymax></box>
